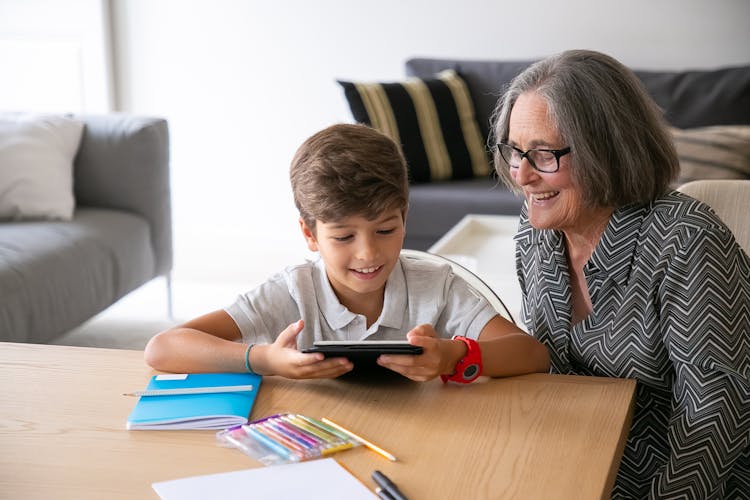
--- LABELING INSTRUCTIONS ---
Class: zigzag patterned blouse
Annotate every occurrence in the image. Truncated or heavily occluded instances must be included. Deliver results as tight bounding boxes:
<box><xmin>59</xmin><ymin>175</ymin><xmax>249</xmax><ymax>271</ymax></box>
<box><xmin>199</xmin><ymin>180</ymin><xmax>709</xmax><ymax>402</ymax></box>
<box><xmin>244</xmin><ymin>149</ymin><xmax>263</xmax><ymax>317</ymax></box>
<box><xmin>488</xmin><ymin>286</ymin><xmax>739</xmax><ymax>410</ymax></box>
<box><xmin>514</xmin><ymin>191</ymin><xmax>750</xmax><ymax>499</ymax></box>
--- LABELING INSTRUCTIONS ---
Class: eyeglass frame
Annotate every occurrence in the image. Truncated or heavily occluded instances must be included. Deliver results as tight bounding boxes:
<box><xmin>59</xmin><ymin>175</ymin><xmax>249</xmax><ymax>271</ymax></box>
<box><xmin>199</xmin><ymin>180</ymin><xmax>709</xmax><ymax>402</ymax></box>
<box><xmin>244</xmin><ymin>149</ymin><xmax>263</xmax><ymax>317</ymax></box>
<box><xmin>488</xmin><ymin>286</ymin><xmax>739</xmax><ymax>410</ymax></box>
<box><xmin>496</xmin><ymin>142</ymin><xmax>571</xmax><ymax>173</ymax></box>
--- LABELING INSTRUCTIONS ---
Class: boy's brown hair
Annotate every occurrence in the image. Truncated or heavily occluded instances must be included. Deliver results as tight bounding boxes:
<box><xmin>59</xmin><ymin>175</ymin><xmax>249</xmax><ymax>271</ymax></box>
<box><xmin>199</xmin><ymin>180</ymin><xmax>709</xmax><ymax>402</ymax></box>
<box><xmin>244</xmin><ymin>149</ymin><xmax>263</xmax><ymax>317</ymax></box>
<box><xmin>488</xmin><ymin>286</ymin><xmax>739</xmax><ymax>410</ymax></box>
<box><xmin>290</xmin><ymin>123</ymin><xmax>409</xmax><ymax>231</ymax></box>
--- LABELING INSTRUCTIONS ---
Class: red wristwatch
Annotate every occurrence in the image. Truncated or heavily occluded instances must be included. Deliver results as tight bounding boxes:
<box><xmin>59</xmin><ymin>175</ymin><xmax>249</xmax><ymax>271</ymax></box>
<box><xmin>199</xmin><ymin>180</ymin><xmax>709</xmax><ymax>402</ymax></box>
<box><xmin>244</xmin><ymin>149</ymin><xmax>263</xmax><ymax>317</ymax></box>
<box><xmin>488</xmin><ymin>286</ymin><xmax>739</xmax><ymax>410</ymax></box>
<box><xmin>441</xmin><ymin>335</ymin><xmax>483</xmax><ymax>383</ymax></box>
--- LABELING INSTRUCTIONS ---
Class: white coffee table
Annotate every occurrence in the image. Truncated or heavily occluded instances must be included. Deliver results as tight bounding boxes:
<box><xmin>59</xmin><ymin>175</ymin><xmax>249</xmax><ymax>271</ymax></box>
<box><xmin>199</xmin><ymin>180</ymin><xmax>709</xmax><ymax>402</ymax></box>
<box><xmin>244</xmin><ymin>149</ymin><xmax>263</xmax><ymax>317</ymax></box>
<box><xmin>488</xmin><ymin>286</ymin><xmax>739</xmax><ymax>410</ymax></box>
<box><xmin>429</xmin><ymin>214</ymin><xmax>524</xmax><ymax>327</ymax></box>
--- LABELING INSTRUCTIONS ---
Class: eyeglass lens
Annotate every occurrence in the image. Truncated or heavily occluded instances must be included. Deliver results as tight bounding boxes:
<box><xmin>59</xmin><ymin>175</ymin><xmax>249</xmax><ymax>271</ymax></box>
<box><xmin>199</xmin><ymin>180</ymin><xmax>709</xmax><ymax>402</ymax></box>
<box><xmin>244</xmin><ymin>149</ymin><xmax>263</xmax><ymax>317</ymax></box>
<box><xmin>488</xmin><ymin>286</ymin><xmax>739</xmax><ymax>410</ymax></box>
<box><xmin>498</xmin><ymin>144</ymin><xmax>563</xmax><ymax>173</ymax></box>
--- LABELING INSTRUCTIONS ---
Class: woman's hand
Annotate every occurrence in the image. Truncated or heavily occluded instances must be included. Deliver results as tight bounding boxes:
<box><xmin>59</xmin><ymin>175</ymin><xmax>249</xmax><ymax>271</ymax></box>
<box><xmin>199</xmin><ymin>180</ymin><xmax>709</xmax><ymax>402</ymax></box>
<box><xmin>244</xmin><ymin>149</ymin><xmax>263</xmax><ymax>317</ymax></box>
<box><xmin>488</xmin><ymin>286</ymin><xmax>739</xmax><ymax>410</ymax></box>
<box><xmin>252</xmin><ymin>320</ymin><xmax>353</xmax><ymax>379</ymax></box>
<box><xmin>377</xmin><ymin>324</ymin><xmax>464</xmax><ymax>381</ymax></box>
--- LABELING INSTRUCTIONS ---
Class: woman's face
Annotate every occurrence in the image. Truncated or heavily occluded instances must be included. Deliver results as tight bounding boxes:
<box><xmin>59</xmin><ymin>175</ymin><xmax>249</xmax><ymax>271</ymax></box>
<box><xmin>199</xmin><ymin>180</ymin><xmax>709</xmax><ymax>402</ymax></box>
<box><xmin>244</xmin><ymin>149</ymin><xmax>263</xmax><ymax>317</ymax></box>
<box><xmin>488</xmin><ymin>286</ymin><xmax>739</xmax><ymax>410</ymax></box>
<box><xmin>507</xmin><ymin>91</ymin><xmax>586</xmax><ymax>233</ymax></box>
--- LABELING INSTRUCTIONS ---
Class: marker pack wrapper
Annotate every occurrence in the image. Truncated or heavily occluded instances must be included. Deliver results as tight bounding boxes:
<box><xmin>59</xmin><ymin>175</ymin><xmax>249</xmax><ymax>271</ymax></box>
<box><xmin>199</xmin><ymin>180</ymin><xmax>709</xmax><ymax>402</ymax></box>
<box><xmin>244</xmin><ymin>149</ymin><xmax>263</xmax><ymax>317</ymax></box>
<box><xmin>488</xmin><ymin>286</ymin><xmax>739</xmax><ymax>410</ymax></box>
<box><xmin>216</xmin><ymin>413</ymin><xmax>359</xmax><ymax>465</ymax></box>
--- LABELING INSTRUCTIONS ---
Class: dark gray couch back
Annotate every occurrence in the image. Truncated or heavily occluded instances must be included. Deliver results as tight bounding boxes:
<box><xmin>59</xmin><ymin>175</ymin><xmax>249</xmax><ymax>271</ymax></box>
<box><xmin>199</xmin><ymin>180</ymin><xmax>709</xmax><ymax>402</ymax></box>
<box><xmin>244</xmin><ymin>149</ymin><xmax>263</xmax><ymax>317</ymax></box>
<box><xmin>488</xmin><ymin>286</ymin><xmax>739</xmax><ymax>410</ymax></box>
<box><xmin>406</xmin><ymin>58</ymin><xmax>750</xmax><ymax>138</ymax></box>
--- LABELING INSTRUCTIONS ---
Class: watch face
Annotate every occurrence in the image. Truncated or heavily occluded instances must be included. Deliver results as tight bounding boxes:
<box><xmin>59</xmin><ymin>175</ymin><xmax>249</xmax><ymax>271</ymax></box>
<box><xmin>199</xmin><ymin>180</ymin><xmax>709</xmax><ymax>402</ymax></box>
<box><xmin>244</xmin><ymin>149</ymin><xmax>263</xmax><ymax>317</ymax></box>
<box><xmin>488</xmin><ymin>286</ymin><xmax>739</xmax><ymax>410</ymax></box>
<box><xmin>462</xmin><ymin>363</ymin><xmax>480</xmax><ymax>381</ymax></box>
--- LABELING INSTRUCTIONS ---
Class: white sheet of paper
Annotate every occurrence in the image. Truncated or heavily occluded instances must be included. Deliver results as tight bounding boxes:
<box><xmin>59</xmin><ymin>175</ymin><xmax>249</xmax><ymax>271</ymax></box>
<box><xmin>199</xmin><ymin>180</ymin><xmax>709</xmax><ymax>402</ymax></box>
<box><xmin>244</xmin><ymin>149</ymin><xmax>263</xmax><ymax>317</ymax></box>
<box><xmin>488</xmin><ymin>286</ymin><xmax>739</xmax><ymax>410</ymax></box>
<box><xmin>152</xmin><ymin>458</ymin><xmax>376</xmax><ymax>499</ymax></box>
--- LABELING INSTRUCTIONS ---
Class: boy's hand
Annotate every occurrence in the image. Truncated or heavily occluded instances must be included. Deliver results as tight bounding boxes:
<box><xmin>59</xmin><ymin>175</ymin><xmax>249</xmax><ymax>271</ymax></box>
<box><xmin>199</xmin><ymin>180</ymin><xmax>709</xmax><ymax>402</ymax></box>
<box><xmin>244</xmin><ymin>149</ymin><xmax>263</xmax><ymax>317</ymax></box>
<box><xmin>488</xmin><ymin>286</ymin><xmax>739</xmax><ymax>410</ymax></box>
<box><xmin>255</xmin><ymin>320</ymin><xmax>353</xmax><ymax>379</ymax></box>
<box><xmin>377</xmin><ymin>324</ymin><xmax>461</xmax><ymax>382</ymax></box>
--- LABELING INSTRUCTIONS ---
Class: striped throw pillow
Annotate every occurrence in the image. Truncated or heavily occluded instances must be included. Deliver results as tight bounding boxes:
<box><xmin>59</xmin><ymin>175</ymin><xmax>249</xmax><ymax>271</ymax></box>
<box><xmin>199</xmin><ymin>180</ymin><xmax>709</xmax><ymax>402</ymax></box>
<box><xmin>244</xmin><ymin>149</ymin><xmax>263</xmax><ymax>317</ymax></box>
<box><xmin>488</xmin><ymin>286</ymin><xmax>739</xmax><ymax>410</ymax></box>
<box><xmin>672</xmin><ymin>125</ymin><xmax>750</xmax><ymax>183</ymax></box>
<box><xmin>338</xmin><ymin>70</ymin><xmax>490</xmax><ymax>184</ymax></box>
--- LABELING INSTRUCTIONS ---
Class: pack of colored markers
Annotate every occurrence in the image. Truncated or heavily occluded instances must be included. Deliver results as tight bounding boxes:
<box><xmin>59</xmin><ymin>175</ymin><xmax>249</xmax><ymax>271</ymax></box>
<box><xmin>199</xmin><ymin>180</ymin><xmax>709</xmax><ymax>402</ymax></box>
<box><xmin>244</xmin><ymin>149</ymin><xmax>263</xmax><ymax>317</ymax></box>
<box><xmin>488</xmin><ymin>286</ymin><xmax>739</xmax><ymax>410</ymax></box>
<box><xmin>216</xmin><ymin>413</ymin><xmax>360</xmax><ymax>465</ymax></box>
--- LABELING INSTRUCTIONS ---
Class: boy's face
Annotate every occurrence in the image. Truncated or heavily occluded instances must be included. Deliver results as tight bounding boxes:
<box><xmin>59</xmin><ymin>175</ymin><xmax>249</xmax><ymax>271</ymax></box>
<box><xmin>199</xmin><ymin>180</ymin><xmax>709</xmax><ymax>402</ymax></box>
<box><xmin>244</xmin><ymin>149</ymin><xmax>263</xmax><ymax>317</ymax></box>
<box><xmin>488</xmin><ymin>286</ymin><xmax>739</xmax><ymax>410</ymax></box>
<box><xmin>300</xmin><ymin>208</ymin><xmax>405</xmax><ymax>312</ymax></box>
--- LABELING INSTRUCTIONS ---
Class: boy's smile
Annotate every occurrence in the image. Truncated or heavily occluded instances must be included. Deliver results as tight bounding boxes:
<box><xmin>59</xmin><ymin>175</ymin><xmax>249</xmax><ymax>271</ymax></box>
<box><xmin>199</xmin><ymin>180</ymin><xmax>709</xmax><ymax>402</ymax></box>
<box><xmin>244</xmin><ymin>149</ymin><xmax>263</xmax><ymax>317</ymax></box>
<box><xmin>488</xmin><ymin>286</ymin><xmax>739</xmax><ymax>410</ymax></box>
<box><xmin>351</xmin><ymin>265</ymin><xmax>384</xmax><ymax>280</ymax></box>
<box><xmin>300</xmin><ymin>209</ymin><xmax>405</xmax><ymax>319</ymax></box>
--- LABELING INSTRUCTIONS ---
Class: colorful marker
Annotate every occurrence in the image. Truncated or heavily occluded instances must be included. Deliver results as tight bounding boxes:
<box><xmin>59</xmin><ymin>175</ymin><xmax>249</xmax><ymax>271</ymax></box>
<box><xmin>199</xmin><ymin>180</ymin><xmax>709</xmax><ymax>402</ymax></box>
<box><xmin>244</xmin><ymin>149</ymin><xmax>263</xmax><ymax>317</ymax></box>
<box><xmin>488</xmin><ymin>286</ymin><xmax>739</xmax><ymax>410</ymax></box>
<box><xmin>244</xmin><ymin>425</ymin><xmax>299</xmax><ymax>461</ymax></box>
<box><xmin>321</xmin><ymin>442</ymin><xmax>354</xmax><ymax>456</ymax></box>
<box><xmin>279</xmin><ymin>415</ymin><xmax>331</xmax><ymax>445</ymax></box>
<box><xmin>297</xmin><ymin>414</ymin><xmax>351</xmax><ymax>441</ymax></box>
<box><xmin>285</xmin><ymin>414</ymin><xmax>340</xmax><ymax>443</ymax></box>
<box><xmin>255</xmin><ymin>423</ymin><xmax>308</xmax><ymax>456</ymax></box>
<box><xmin>271</xmin><ymin>420</ymin><xmax>319</xmax><ymax>448</ymax></box>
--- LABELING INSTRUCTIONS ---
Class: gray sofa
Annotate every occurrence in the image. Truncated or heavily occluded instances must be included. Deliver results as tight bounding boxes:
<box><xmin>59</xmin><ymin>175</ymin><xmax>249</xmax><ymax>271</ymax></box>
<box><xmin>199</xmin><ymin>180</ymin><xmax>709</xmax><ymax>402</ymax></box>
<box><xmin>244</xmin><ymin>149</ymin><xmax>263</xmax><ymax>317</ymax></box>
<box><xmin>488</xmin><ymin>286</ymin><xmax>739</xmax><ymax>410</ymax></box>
<box><xmin>403</xmin><ymin>58</ymin><xmax>750</xmax><ymax>250</ymax></box>
<box><xmin>0</xmin><ymin>114</ymin><xmax>171</xmax><ymax>344</ymax></box>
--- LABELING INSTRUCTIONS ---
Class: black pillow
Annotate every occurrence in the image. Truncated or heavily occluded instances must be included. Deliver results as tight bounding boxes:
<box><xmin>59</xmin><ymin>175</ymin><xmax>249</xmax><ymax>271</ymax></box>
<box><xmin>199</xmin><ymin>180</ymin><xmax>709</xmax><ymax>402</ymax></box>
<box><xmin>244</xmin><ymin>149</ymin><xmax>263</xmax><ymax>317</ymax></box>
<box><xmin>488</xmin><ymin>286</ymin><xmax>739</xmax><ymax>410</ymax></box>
<box><xmin>338</xmin><ymin>70</ymin><xmax>490</xmax><ymax>184</ymax></box>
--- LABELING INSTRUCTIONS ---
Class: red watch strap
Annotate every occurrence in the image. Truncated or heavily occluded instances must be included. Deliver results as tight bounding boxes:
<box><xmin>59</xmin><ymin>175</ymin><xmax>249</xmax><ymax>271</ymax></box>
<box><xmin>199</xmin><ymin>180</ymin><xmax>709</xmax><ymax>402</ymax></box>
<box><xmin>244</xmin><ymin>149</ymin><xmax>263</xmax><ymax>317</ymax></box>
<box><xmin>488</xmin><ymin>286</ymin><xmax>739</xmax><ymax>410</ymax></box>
<box><xmin>441</xmin><ymin>336</ymin><xmax>482</xmax><ymax>383</ymax></box>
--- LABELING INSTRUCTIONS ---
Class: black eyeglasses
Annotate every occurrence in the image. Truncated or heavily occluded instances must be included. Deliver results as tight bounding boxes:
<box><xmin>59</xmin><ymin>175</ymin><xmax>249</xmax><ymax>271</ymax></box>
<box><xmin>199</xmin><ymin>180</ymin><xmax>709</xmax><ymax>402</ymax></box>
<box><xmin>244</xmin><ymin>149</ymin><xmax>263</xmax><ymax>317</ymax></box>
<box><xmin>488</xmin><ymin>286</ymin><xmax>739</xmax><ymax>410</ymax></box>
<box><xmin>496</xmin><ymin>142</ymin><xmax>571</xmax><ymax>173</ymax></box>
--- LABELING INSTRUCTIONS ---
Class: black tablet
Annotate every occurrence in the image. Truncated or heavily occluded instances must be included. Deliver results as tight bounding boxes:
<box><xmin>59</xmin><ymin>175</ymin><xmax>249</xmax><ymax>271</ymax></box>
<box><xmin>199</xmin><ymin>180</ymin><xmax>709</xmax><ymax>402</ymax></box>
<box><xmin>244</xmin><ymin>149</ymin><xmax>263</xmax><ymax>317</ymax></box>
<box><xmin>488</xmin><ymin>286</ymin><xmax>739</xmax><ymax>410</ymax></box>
<box><xmin>302</xmin><ymin>340</ymin><xmax>423</xmax><ymax>358</ymax></box>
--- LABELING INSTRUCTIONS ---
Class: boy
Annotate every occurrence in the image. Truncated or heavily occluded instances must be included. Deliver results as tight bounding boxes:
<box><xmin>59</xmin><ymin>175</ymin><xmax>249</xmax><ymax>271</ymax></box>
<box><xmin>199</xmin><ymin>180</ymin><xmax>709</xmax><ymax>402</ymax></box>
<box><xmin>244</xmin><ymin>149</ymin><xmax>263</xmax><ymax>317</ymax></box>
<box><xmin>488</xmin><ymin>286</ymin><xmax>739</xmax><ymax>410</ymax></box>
<box><xmin>145</xmin><ymin>124</ymin><xmax>549</xmax><ymax>381</ymax></box>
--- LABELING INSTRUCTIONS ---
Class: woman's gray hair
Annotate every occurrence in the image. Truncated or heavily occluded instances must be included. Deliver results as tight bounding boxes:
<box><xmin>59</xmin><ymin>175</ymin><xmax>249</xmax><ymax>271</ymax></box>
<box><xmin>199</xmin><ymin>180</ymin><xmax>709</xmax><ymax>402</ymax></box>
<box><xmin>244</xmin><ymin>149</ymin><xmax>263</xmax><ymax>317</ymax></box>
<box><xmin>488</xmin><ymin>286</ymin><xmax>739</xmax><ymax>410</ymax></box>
<box><xmin>491</xmin><ymin>49</ymin><xmax>679</xmax><ymax>208</ymax></box>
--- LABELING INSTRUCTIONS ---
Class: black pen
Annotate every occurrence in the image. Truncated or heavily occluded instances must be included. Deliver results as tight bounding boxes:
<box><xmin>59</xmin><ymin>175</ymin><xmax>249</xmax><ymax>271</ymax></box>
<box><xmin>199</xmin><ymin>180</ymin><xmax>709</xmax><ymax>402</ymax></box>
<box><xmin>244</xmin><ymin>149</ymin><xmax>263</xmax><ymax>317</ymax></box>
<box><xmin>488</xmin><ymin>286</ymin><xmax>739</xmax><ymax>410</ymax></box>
<box><xmin>372</xmin><ymin>470</ymin><xmax>408</xmax><ymax>500</ymax></box>
<box><xmin>375</xmin><ymin>486</ymin><xmax>396</xmax><ymax>500</ymax></box>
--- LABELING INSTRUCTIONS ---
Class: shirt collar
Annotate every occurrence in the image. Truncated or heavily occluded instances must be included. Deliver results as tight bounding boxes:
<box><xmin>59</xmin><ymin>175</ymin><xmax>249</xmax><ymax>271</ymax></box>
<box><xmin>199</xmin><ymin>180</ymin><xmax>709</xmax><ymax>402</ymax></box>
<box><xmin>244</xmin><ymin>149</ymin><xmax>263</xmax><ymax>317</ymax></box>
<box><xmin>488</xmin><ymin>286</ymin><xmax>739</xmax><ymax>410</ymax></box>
<box><xmin>314</xmin><ymin>258</ymin><xmax>355</xmax><ymax>330</ymax></box>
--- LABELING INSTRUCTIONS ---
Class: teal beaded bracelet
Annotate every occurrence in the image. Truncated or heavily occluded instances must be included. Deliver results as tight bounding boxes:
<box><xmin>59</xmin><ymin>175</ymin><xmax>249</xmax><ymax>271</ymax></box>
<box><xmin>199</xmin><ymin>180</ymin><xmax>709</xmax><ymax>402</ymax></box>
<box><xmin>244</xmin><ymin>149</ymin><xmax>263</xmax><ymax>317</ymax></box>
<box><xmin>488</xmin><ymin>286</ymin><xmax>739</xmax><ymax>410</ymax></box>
<box><xmin>244</xmin><ymin>343</ymin><xmax>255</xmax><ymax>374</ymax></box>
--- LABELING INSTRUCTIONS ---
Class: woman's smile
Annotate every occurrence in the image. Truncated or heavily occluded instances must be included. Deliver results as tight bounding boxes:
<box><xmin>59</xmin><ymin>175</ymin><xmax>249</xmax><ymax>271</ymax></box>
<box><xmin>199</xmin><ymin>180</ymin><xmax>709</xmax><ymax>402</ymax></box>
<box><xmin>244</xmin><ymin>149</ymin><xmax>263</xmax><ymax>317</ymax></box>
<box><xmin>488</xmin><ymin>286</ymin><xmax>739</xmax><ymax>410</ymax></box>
<box><xmin>528</xmin><ymin>190</ymin><xmax>560</xmax><ymax>203</ymax></box>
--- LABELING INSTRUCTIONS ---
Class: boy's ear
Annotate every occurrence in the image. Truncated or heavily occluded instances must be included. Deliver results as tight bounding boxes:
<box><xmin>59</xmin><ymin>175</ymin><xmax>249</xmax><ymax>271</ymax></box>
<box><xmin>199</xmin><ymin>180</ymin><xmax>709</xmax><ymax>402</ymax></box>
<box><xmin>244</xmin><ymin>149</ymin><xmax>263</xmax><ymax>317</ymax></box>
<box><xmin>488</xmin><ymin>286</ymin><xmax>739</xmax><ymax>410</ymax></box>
<box><xmin>299</xmin><ymin>217</ymin><xmax>319</xmax><ymax>252</ymax></box>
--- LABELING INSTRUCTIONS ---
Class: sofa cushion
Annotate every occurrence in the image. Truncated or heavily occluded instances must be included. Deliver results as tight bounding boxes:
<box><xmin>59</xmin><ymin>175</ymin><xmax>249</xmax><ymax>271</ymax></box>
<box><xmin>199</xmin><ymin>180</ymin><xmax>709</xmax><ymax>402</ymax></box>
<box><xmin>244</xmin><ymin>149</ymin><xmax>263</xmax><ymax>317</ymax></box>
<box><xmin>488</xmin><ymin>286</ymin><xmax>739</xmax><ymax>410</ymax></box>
<box><xmin>338</xmin><ymin>70</ymin><xmax>490</xmax><ymax>183</ymax></box>
<box><xmin>0</xmin><ymin>208</ymin><xmax>155</xmax><ymax>343</ymax></box>
<box><xmin>405</xmin><ymin>59</ymin><xmax>535</xmax><ymax>139</ymax></box>
<box><xmin>0</xmin><ymin>113</ymin><xmax>84</xmax><ymax>221</ymax></box>
<box><xmin>634</xmin><ymin>67</ymin><xmax>750</xmax><ymax>129</ymax></box>
<box><xmin>672</xmin><ymin>125</ymin><xmax>750</xmax><ymax>183</ymax></box>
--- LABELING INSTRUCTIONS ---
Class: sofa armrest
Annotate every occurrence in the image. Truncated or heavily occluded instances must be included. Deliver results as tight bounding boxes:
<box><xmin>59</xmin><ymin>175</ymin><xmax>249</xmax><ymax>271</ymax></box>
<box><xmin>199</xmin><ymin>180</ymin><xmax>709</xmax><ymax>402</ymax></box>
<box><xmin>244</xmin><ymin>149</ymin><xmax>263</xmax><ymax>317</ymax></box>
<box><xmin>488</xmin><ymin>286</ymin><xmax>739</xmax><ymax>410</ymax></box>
<box><xmin>72</xmin><ymin>114</ymin><xmax>172</xmax><ymax>276</ymax></box>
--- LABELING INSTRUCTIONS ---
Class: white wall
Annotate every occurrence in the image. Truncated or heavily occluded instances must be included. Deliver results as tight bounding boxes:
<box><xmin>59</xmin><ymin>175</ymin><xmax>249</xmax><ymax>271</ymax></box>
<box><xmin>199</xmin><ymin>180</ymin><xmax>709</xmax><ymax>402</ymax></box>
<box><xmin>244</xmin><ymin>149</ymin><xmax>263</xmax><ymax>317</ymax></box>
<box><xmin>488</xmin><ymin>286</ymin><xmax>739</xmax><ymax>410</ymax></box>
<box><xmin>11</xmin><ymin>0</ymin><xmax>750</xmax><ymax>288</ymax></box>
<box><xmin>0</xmin><ymin>0</ymin><xmax>113</xmax><ymax>112</ymax></box>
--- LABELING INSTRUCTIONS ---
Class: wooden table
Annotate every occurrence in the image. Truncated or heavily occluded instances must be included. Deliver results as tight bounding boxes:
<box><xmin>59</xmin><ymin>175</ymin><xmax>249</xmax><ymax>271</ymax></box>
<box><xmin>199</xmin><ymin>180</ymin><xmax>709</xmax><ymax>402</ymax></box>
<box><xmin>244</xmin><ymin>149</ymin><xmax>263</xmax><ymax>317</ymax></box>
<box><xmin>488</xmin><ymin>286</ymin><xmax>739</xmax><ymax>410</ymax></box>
<box><xmin>0</xmin><ymin>343</ymin><xmax>635</xmax><ymax>499</ymax></box>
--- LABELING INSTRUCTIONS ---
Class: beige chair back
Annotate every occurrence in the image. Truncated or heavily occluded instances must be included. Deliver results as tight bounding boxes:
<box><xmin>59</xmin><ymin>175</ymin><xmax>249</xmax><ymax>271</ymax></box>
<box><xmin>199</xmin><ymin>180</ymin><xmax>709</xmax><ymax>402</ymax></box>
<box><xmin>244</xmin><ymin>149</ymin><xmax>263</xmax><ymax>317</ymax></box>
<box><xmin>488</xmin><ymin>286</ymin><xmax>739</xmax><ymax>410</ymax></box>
<box><xmin>401</xmin><ymin>249</ymin><xmax>516</xmax><ymax>325</ymax></box>
<box><xmin>677</xmin><ymin>180</ymin><xmax>750</xmax><ymax>256</ymax></box>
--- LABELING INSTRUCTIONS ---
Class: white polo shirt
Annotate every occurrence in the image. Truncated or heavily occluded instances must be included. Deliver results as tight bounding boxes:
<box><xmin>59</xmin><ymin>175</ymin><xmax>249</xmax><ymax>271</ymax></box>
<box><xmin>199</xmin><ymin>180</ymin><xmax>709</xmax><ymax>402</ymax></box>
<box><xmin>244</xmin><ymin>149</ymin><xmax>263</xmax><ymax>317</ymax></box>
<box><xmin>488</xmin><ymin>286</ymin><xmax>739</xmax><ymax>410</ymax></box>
<box><xmin>225</xmin><ymin>255</ymin><xmax>497</xmax><ymax>348</ymax></box>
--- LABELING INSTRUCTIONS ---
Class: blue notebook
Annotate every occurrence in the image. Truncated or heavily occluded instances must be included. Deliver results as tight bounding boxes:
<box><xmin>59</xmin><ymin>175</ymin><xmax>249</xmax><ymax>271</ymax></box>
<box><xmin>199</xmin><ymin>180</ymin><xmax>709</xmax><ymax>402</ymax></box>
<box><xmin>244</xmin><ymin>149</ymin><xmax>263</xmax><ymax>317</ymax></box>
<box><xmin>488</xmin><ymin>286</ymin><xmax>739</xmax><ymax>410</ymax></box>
<box><xmin>126</xmin><ymin>373</ymin><xmax>262</xmax><ymax>430</ymax></box>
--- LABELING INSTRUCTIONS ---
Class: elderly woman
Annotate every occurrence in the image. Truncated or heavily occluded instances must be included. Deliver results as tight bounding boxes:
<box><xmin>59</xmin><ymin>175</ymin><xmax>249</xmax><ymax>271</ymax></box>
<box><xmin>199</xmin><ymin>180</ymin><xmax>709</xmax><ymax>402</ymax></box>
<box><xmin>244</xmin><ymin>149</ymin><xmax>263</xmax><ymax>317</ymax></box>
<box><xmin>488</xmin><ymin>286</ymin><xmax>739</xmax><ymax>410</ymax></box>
<box><xmin>492</xmin><ymin>49</ymin><xmax>750</xmax><ymax>499</ymax></box>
